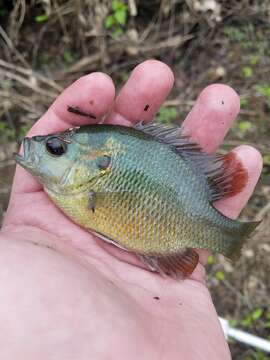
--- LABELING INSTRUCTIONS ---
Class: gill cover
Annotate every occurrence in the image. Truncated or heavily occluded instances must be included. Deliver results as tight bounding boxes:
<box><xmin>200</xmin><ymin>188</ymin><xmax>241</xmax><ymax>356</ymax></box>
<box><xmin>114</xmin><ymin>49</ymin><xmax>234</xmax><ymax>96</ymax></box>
<box><xmin>15</xmin><ymin>127</ymin><xmax>112</xmax><ymax>194</ymax></box>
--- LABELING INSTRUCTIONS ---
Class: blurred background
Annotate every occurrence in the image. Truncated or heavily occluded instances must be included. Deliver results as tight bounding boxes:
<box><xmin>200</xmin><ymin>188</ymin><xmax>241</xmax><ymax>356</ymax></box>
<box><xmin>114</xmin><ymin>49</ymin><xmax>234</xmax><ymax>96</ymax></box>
<box><xmin>0</xmin><ymin>0</ymin><xmax>269</xmax><ymax>358</ymax></box>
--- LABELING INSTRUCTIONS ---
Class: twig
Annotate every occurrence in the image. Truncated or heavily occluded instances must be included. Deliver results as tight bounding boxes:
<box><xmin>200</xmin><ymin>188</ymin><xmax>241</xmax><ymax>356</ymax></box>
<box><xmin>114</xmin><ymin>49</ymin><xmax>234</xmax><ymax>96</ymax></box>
<box><xmin>239</xmin><ymin>109</ymin><xmax>257</xmax><ymax>116</ymax></box>
<box><xmin>0</xmin><ymin>187</ymin><xmax>11</xmax><ymax>194</ymax></box>
<box><xmin>0</xmin><ymin>160</ymin><xmax>15</xmax><ymax>169</ymax></box>
<box><xmin>0</xmin><ymin>59</ymin><xmax>63</xmax><ymax>93</ymax></box>
<box><xmin>222</xmin><ymin>140</ymin><xmax>269</xmax><ymax>154</ymax></box>
<box><xmin>0</xmin><ymin>26</ymin><xmax>29</xmax><ymax>68</ymax></box>
<box><xmin>63</xmin><ymin>33</ymin><xmax>193</xmax><ymax>75</ymax></box>
<box><xmin>140</xmin><ymin>34</ymin><xmax>194</xmax><ymax>52</ymax></box>
<box><xmin>0</xmin><ymin>90</ymin><xmax>42</xmax><ymax>116</ymax></box>
<box><xmin>53</xmin><ymin>0</ymin><xmax>70</xmax><ymax>40</ymax></box>
<box><xmin>128</xmin><ymin>0</ymin><xmax>137</xmax><ymax>16</ymax></box>
<box><xmin>1</xmin><ymin>70</ymin><xmax>58</xmax><ymax>99</ymax></box>
<box><xmin>256</xmin><ymin>202</ymin><xmax>270</xmax><ymax>220</ymax></box>
<box><xmin>164</xmin><ymin>98</ymin><xmax>195</xmax><ymax>107</ymax></box>
<box><xmin>7</xmin><ymin>0</ymin><xmax>26</xmax><ymax>45</ymax></box>
<box><xmin>139</xmin><ymin>16</ymin><xmax>159</xmax><ymax>43</ymax></box>
<box><xmin>222</xmin><ymin>278</ymin><xmax>252</xmax><ymax>309</ymax></box>
<box><xmin>0</xmin><ymin>90</ymin><xmax>37</xmax><ymax>106</ymax></box>
<box><xmin>62</xmin><ymin>53</ymin><xmax>101</xmax><ymax>74</ymax></box>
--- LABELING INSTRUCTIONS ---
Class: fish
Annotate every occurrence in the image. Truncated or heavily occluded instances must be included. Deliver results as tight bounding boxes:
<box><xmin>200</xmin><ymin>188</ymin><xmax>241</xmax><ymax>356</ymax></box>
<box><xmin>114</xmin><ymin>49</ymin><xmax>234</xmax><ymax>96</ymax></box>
<box><xmin>14</xmin><ymin>122</ymin><xmax>261</xmax><ymax>278</ymax></box>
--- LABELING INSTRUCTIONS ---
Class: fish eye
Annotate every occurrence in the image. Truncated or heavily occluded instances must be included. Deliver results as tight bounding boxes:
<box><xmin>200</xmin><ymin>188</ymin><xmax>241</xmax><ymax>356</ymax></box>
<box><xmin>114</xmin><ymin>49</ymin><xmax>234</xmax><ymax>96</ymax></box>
<box><xmin>46</xmin><ymin>137</ymin><xmax>67</xmax><ymax>156</ymax></box>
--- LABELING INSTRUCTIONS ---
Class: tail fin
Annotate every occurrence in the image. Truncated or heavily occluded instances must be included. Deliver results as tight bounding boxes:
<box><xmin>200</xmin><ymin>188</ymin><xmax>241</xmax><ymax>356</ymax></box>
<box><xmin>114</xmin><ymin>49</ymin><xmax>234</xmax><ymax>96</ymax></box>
<box><xmin>227</xmin><ymin>220</ymin><xmax>262</xmax><ymax>261</ymax></box>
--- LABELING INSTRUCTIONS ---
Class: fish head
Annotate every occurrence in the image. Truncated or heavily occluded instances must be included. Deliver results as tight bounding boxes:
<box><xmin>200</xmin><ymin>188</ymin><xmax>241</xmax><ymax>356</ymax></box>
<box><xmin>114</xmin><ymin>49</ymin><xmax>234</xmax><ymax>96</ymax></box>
<box><xmin>14</xmin><ymin>129</ymin><xmax>111</xmax><ymax>194</ymax></box>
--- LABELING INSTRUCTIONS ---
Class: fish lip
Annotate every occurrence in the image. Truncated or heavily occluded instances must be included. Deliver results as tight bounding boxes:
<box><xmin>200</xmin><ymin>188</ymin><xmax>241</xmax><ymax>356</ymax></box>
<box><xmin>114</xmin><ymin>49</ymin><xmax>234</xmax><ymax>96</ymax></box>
<box><xmin>14</xmin><ymin>138</ymin><xmax>32</xmax><ymax>165</ymax></box>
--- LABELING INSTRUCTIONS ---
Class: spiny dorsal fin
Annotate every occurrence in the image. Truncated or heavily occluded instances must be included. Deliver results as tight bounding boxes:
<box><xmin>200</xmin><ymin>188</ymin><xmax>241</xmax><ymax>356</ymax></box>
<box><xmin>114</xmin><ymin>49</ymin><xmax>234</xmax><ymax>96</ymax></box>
<box><xmin>135</xmin><ymin>122</ymin><xmax>202</xmax><ymax>154</ymax></box>
<box><xmin>134</xmin><ymin>122</ymin><xmax>248</xmax><ymax>202</ymax></box>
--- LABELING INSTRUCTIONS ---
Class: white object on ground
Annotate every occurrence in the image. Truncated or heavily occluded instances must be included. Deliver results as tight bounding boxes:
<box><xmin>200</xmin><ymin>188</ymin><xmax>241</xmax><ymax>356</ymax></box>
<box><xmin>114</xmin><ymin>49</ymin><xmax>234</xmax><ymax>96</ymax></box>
<box><xmin>219</xmin><ymin>317</ymin><xmax>270</xmax><ymax>353</ymax></box>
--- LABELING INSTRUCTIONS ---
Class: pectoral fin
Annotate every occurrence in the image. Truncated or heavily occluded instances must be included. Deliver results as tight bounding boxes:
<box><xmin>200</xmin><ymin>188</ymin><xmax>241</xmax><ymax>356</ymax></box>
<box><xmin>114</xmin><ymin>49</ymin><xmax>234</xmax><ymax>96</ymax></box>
<box><xmin>140</xmin><ymin>248</ymin><xmax>199</xmax><ymax>279</ymax></box>
<box><xmin>92</xmin><ymin>230</ymin><xmax>129</xmax><ymax>251</ymax></box>
<box><xmin>88</xmin><ymin>190</ymin><xmax>96</xmax><ymax>213</ymax></box>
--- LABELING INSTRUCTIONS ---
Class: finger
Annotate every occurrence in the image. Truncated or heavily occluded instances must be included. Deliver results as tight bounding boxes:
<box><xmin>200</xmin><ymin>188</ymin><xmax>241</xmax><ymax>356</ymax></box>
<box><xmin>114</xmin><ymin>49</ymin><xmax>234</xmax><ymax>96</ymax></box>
<box><xmin>105</xmin><ymin>60</ymin><xmax>174</xmax><ymax>125</ymax></box>
<box><xmin>11</xmin><ymin>73</ymin><xmax>115</xmax><ymax>195</ymax></box>
<box><xmin>28</xmin><ymin>72</ymin><xmax>115</xmax><ymax>136</ymax></box>
<box><xmin>183</xmin><ymin>84</ymin><xmax>240</xmax><ymax>153</ymax></box>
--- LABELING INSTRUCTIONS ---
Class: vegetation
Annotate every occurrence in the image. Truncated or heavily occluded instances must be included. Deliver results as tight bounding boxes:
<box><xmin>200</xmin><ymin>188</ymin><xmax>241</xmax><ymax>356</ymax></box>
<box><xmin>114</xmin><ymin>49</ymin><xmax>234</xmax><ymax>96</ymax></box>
<box><xmin>0</xmin><ymin>1</ymin><xmax>269</xmax><ymax>358</ymax></box>
<box><xmin>105</xmin><ymin>0</ymin><xmax>128</xmax><ymax>37</ymax></box>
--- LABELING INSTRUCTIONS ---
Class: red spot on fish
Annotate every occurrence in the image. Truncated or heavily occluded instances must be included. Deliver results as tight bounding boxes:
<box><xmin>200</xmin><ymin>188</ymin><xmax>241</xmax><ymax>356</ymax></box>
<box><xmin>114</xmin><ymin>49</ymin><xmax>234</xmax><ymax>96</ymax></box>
<box><xmin>221</xmin><ymin>152</ymin><xmax>248</xmax><ymax>197</ymax></box>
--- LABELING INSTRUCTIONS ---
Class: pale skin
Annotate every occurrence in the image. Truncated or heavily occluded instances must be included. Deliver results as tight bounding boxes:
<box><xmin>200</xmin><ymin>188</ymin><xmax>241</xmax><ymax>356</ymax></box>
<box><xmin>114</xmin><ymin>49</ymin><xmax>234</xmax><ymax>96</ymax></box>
<box><xmin>0</xmin><ymin>60</ymin><xmax>262</xmax><ymax>359</ymax></box>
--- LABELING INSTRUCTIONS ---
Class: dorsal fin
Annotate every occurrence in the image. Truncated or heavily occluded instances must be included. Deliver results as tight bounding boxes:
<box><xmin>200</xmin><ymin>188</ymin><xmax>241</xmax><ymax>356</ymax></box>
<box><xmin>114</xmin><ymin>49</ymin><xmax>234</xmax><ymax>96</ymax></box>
<box><xmin>134</xmin><ymin>122</ymin><xmax>248</xmax><ymax>202</ymax></box>
<box><xmin>135</xmin><ymin>122</ymin><xmax>201</xmax><ymax>154</ymax></box>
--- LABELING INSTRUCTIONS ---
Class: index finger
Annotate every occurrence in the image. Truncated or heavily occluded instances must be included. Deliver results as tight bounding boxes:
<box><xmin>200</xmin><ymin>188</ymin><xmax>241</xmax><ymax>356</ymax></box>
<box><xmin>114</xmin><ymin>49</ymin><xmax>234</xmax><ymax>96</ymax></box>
<box><xmin>182</xmin><ymin>84</ymin><xmax>240</xmax><ymax>153</ymax></box>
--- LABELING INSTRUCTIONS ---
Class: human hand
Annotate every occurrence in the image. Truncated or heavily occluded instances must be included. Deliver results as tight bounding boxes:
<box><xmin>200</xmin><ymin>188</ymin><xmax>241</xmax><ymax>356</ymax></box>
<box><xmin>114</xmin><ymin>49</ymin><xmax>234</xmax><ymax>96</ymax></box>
<box><xmin>1</xmin><ymin>60</ymin><xmax>262</xmax><ymax>359</ymax></box>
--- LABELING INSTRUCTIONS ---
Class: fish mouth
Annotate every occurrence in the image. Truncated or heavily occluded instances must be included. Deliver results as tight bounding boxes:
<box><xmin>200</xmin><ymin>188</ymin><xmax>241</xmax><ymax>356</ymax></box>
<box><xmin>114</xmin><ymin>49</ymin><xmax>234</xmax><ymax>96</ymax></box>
<box><xmin>14</xmin><ymin>138</ymin><xmax>34</xmax><ymax>169</ymax></box>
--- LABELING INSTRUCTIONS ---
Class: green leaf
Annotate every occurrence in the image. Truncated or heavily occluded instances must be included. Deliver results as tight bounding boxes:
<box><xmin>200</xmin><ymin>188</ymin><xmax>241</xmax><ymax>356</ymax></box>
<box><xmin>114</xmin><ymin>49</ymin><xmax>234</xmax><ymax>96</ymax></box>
<box><xmin>240</xmin><ymin>98</ymin><xmax>248</xmax><ymax>108</ymax></box>
<box><xmin>223</xmin><ymin>26</ymin><xmax>246</xmax><ymax>42</ymax></box>
<box><xmin>241</xmin><ymin>315</ymin><xmax>252</xmax><ymax>327</ymax></box>
<box><xmin>264</xmin><ymin>321</ymin><xmax>270</xmax><ymax>328</ymax></box>
<box><xmin>228</xmin><ymin>319</ymin><xmax>238</xmax><ymax>327</ymax></box>
<box><xmin>215</xmin><ymin>271</ymin><xmax>225</xmax><ymax>281</ymax></box>
<box><xmin>250</xmin><ymin>349</ymin><xmax>268</xmax><ymax>360</ymax></box>
<box><xmin>19</xmin><ymin>124</ymin><xmax>32</xmax><ymax>141</ymax></box>
<box><xmin>257</xmin><ymin>86</ymin><xmax>270</xmax><ymax>98</ymax></box>
<box><xmin>38</xmin><ymin>53</ymin><xmax>50</xmax><ymax>66</ymax></box>
<box><xmin>241</xmin><ymin>308</ymin><xmax>263</xmax><ymax>328</ymax></box>
<box><xmin>35</xmin><ymin>14</ymin><xmax>49</xmax><ymax>23</ymax></box>
<box><xmin>105</xmin><ymin>15</ymin><xmax>115</xmax><ymax>29</ymax></box>
<box><xmin>156</xmin><ymin>106</ymin><xmax>178</xmax><ymax>124</ymax></box>
<box><xmin>112</xmin><ymin>0</ymin><xmax>126</xmax><ymax>11</ymax></box>
<box><xmin>207</xmin><ymin>255</ymin><xmax>214</xmax><ymax>265</ymax></box>
<box><xmin>251</xmin><ymin>308</ymin><xmax>263</xmax><ymax>321</ymax></box>
<box><xmin>112</xmin><ymin>27</ymin><xmax>123</xmax><ymax>38</ymax></box>
<box><xmin>115</xmin><ymin>9</ymin><xmax>127</xmax><ymax>25</ymax></box>
<box><xmin>250</xmin><ymin>55</ymin><xmax>259</xmax><ymax>65</ymax></box>
<box><xmin>119</xmin><ymin>71</ymin><xmax>129</xmax><ymax>82</ymax></box>
<box><xmin>238</xmin><ymin>120</ymin><xmax>252</xmax><ymax>132</ymax></box>
<box><xmin>242</xmin><ymin>66</ymin><xmax>253</xmax><ymax>78</ymax></box>
<box><xmin>0</xmin><ymin>121</ymin><xmax>16</xmax><ymax>140</ymax></box>
<box><xmin>63</xmin><ymin>51</ymin><xmax>74</xmax><ymax>64</ymax></box>
<box><xmin>0</xmin><ymin>8</ymin><xmax>7</xmax><ymax>17</ymax></box>
<box><xmin>263</xmin><ymin>154</ymin><xmax>270</xmax><ymax>166</ymax></box>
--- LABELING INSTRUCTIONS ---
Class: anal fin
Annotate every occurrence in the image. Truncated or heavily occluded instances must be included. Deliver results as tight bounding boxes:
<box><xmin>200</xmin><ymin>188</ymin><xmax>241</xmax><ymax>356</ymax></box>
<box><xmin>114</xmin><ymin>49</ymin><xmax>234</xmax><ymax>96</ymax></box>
<box><xmin>140</xmin><ymin>248</ymin><xmax>199</xmax><ymax>279</ymax></box>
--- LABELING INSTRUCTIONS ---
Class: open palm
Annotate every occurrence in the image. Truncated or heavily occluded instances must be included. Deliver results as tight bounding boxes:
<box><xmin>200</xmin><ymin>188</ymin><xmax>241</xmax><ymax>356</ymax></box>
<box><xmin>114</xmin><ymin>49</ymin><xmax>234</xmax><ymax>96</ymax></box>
<box><xmin>1</xmin><ymin>60</ymin><xmax>262</xmax><ymax>359</ymax></box>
